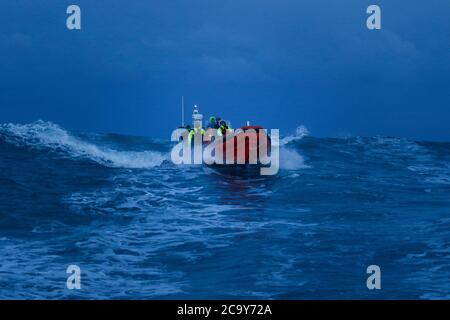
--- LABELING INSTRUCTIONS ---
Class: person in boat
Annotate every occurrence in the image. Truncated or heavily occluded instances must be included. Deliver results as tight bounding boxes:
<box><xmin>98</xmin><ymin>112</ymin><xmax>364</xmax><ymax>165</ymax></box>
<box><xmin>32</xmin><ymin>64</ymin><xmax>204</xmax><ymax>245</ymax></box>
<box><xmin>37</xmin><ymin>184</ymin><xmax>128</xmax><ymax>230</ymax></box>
<box><xmin>217</xmin><ymin>119</ymin><xmax>233</xmax><ymax>136</ymax></box>
<box><xmin>205</xmin><ymin>115</ymin><xmax>232</xmax><ymax>136</ymax></box>
<box><xmin>188</xmin><ymin>123</ymin><xmax>205</xmax><ymax>143</ymax></box>
<box><xmin>207</xmin><ymin>116</ymin><xmax>220</xmax><ymax>129</ymax></box>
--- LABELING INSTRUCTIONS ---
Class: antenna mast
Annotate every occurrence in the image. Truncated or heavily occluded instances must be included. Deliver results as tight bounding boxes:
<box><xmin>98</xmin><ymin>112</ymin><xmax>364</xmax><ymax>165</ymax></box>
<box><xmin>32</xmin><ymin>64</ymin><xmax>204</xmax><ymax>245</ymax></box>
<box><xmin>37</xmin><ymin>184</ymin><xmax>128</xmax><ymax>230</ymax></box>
<box><xmin>181</xmin><ymin>96</ymin><xmax>185</xmax><ymax>127</ymax></box>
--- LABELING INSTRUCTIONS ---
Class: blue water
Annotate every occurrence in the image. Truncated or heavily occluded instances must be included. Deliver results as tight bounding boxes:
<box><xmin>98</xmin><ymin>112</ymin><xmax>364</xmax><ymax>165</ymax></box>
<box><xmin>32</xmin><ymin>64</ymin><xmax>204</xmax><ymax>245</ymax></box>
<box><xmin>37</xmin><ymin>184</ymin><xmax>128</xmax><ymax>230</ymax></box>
<box><xmin>0</xmin><ymin>121</ymin><xmax>449</xmax><ymax>299</ymax></box>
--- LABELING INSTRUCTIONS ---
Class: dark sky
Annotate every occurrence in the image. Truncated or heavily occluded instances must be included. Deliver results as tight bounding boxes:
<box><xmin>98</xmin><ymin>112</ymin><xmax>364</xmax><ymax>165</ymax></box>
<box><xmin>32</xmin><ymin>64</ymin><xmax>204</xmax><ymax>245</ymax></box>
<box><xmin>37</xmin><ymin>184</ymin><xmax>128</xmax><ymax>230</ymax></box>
<box><xmin>1</xmin><ymin>1</ymin><xmax>449</xmax><ymax>140</ymax></box>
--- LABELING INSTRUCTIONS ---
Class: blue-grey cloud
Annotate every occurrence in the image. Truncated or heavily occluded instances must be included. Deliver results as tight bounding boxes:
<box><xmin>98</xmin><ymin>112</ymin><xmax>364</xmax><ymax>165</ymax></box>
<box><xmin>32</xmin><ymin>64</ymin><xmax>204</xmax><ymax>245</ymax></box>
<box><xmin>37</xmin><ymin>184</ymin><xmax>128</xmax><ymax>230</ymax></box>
<box><xmin>0</xmin><ymin>0</ymin><xmax>449</xmax><ymax>140</ymax></box>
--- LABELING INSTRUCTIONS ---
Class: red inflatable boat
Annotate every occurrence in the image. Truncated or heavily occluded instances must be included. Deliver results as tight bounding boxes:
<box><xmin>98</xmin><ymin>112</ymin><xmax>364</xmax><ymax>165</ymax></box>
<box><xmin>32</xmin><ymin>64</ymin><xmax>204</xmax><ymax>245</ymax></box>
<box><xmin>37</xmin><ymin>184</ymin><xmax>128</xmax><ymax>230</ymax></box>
<box><xmin>207</xmin><ymin>125</ymin><xmax>271</xmax><ymax>166</ymax></box>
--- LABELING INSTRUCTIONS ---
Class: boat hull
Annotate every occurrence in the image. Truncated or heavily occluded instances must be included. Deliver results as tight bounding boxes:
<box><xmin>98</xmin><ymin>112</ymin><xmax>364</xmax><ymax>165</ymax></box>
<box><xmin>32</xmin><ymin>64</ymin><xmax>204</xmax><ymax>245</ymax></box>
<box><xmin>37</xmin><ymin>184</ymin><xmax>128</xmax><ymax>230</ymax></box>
<box><xmin>206</xmin><ymin>125</ymin><xmax>271</xmax><ymax>167</ymax></box>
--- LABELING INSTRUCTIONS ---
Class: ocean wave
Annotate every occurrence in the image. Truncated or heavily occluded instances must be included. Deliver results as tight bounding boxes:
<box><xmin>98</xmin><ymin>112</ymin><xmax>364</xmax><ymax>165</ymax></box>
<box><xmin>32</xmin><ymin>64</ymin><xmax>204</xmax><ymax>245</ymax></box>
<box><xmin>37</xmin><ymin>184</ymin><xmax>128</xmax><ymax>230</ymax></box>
<box><xmin>277</xmin><ymin>125</ymin><xmax>310</xmax><ymax>170</ymax></box>
<box><xmin>2</xmin><ymin>121</ymin><xmax>450</xmax><ymax>299</ymax></box>
<box><xmin>280</xmin><ymin>148</ymin><xmax>310</xmax><ymax>170</ymax></box>
<box><xmin>0</xmin><ymin>121</ymin><xmax>165</xmax><ymax>169</ymax></box>
<box><xmin>280</xmin><ymin>125</ymin><xmax>309</xmax><ymax>146</ymax></box>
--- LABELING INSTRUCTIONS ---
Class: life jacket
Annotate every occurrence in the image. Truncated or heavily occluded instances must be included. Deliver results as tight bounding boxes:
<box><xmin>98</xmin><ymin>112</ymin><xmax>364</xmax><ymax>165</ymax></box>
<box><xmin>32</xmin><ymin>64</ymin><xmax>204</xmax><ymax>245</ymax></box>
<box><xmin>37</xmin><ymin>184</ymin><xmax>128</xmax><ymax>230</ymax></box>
<box><xmin>216</xmin><ymin>126</ymin><xmax>233</xmax><ymax>136</ymax></box>
<box><xmin>188</xmin><ymin>128</ymin><xmax>205</xmax><ymax>143</ymax></box>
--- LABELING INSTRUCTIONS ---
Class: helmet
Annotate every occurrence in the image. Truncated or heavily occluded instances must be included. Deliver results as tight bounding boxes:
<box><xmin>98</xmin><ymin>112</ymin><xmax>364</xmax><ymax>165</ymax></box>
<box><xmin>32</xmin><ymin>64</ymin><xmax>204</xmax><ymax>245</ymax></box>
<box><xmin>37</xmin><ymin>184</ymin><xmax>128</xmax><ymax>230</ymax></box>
<box><xmin>218</xmin><ymin>120</ymin><xmax>227</xmax><ymax>127</ymax></box>
<box><xmin>209</xmin><ymin>116</ymin><xmax>216</xmax><ymax>123</ymax></box>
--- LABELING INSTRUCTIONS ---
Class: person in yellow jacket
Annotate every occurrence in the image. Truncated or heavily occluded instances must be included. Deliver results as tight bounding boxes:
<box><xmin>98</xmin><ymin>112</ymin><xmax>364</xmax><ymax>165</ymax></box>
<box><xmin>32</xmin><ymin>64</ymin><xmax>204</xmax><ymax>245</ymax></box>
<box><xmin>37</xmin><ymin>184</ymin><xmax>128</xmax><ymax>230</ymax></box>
<box><xmin>216</xmin><ymin>120</ymin><xmax>233</xmax><ymax>136</ymax></box>
<box><xmin>188</xmin><ymin>127</ymin><xmax>206</xmax><ymax>143</ymax></box>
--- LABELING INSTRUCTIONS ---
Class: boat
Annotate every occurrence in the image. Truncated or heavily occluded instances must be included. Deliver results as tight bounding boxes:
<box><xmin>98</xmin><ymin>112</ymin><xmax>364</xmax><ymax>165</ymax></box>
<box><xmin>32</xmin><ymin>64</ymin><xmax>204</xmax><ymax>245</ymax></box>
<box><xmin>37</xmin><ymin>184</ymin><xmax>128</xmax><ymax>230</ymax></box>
<box><xmin>176</xmin><ymin>102</ymin><xmax>272</xmax><ymax>170</ymax></box>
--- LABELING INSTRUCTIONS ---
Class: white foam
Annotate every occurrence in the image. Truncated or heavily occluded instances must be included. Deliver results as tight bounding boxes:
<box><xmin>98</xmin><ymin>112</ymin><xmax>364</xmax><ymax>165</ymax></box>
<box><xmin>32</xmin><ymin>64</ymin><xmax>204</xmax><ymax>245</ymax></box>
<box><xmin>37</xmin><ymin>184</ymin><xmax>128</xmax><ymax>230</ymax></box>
<box><xmin>280</xmin><ymin>147</ymin><xmax>310</xmax><ymax>170</ymax></box>
<box><xmin>0</xmin><ymin>121</ymin><xmax>165</xmax><ymax>169</ymax></box>
<box><xmin>277</xmin><ymin>125</ymin><xmax>310</xmax><ymax>170</ymax></box>
<box><xmin>280</xmin><ymin>125</ymin><xmax>309</xmax><ymax>146</ymax></box>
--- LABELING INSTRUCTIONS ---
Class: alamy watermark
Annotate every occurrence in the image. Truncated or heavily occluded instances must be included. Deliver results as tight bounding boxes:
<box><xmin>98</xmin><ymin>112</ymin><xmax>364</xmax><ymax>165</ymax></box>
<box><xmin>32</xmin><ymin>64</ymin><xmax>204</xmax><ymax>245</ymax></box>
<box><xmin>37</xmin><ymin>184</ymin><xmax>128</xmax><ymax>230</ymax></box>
<box><xmin>66</xmin><ymin>5</ymin><xmax>81</xmax><ymax>30</ymax></box>
<box><xmin>366</xmin><ymin>265</ymin><xmax>381</xmax><ymax>290</ymax></box>
<box><xmin>65</xmin><ymin>4</ymin><xmax>381</xmax><ymax>32</ymax></box>
<box><xmin>66</xmin><ymin>264</ymin><xmax>81</xmax><ymax>290</ymax></box>
<box><xmin>366</xmin><ymin>5</ymin><xmax>381</xmax><ymax>30</ymax></box>
<box><xmin>170</xmin><ymin>127</ymin><xmax>280</xmax><ymax>175</ymax></box>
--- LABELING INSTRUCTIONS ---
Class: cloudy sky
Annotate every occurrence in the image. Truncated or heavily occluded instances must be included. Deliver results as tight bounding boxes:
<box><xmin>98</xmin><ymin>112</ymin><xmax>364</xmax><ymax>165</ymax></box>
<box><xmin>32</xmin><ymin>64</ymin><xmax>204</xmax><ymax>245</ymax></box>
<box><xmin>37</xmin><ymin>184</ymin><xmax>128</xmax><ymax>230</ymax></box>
<box><xmin>0</xmin><ymin>0</ymin><xmax>449</xmax><ymax>140</ymax></box>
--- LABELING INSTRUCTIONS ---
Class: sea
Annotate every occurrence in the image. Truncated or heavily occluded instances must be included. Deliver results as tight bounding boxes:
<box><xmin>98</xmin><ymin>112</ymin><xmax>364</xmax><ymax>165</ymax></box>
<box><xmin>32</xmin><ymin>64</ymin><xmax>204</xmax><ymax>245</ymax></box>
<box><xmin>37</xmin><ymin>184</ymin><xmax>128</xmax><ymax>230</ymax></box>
<box><xmin>0</xmin><ymin>120</ymin><xmax>449</xmax><ymax>299</ymax></box>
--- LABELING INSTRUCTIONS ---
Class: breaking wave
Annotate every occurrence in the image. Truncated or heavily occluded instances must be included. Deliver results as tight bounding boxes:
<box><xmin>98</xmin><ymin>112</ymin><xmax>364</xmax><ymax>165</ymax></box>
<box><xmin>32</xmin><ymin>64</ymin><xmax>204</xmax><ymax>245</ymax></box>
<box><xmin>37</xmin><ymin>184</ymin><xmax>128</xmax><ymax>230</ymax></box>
<box><xmin>0</xmin><ymin>121</ymin><xmax>165</xmax><ymax>169</ymax></box>
<box><xmin>279</xmin><ymin>125</ymin><xmax>310</xmax><ymax>170</ymax></box>
<box><xmin>280</xmin><ymin>125</ymin><xmax>309</xmax><ymax>146</ymax></box>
